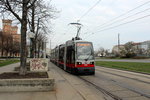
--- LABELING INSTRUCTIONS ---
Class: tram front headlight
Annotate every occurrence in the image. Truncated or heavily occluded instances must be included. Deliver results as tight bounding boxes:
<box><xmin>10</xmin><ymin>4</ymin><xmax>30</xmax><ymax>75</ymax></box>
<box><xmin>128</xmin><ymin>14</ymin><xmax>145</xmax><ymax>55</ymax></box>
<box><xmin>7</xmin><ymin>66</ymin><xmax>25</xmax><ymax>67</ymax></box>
<box><xmin>90</xmin><ymin>62</ymin><xmax>94</xmax><ymax>65</ymax></box>
<box><xmin>77</xmin><ymin>62</ymin><xmax>82</xmax><ymax>65</ymax></box>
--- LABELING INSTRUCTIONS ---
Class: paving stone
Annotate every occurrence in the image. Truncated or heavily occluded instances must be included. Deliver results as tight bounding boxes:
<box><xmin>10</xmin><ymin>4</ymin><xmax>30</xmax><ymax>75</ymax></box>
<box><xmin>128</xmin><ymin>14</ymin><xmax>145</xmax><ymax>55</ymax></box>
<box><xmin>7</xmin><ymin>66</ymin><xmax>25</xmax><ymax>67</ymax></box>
<box><xmin>0</xmin><ymin>92</ymin><xmax>56</xmax><ymax>100</ymax></box>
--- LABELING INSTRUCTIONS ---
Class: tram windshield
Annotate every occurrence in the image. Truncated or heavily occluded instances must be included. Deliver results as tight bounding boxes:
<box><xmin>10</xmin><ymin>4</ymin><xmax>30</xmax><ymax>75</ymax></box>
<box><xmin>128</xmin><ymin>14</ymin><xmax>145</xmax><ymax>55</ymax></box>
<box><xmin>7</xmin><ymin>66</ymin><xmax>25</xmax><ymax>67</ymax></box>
<box><xmin>76</xmin><ymin>42</ymin><xmax>94</xmax><ymax>60</ymax></box>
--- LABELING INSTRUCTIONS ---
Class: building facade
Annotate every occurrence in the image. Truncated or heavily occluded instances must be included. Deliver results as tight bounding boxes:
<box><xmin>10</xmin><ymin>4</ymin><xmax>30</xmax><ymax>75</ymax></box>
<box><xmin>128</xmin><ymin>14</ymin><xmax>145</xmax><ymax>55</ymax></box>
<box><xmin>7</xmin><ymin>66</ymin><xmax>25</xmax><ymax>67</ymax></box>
<box><xmin>112</xmin><ymin>41</ymin><xmax>150</xmax><ymax>57</ymax></box>
<box><xmin>0</xmin><ymin>19</ymin><xmax>21</xmax><ymax>57</ymax></box>
<box><xmin>2</xmin><ymin>19</ymin><xmax>20</xmax><ymax>42</ymax></box>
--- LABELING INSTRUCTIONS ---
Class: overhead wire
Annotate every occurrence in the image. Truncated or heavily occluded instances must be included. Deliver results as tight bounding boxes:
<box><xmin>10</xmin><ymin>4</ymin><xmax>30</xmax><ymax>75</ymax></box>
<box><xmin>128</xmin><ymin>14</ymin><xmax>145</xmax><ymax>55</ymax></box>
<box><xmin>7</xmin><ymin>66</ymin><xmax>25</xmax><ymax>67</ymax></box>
<box><xmin>96</xmin><ymin>7</ymin><xmax>150</xmax><ymax>29</ymax></box>
<box><xmin>83</xmin><ymin>1</ymin><xmax>150</xmax><ymax>39</ymax></box>
<box><xmin>96</xmin><ymin>14</ymin><xmax>150</xmax><ymax>32</ymax></box>
<box><xmin>53</xmin><ymin>0</ymin><xmax>102</xmax><ymax>47</ymax></box>
<box><xmin>83</xmin><ymin>14</ymin><xmax>150</xmax><ymax>39</ymax></box>
<box><xmin>96</xmin><ymin>0</ymin><xmax>150</xmax><ymax>27</ymax></box>
<box><xmin>56</xmin><ymin>25</ymin><xmax>75</xmax><ymax>44</ymax></box>
<box><xmin>78</xmin><ymin>0</ymin><xmax>102</xmax><ymax>22</ymax></box>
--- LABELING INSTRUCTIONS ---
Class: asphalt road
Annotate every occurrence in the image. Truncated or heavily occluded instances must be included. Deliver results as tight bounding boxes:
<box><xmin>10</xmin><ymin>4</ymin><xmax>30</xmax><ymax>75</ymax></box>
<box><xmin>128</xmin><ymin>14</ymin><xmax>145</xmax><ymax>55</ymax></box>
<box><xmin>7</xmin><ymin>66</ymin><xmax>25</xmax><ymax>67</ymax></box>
<box><xmin>51</xmin><ymin>62</ymin><xmax>150</xmax><ymax>100</ymax></box>
<box><xmin>95</xmin><ymin>58</ymin><xmax>150</xmax><ymax>63</ymax></box>
<box><xmin>80</xmin><ymin>66</ymin><xmax>150</xmax><ymax>100</ymax></box>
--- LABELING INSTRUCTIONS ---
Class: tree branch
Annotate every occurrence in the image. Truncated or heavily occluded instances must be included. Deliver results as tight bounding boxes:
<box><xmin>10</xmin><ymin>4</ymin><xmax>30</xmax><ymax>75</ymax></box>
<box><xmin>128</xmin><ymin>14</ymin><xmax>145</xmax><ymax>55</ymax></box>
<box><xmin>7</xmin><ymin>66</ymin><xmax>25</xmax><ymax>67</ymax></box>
<box><xmin>27</xmin><ymin>0</ymin><xmax>37</xmax><ymax>9</ymax></box>
<box><xmin>6</xmin><ymin>0</ymin><xmax>22</xmax><ymax>22</ymax></box>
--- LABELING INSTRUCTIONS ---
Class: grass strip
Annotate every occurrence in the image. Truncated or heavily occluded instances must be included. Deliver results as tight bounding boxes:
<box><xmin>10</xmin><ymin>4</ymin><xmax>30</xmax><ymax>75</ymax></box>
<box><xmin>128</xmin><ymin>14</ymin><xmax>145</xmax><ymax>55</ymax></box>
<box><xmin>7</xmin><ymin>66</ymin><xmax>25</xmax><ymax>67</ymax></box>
<box><xmin>0</xmin><ymin>60</ymin><xmax>20</xmax><ymax>67</ymax></box>
<box><xmin>96</xmin><ymin>61</ymin><xmax>150</xmax><ymax>74</ymax></box>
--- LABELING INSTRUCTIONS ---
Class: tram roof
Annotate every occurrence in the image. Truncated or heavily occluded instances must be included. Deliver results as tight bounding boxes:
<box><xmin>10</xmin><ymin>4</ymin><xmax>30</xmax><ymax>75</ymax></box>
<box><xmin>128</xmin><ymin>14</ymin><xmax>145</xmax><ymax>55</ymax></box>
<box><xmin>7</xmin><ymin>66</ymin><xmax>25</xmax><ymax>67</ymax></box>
<box><xmin>66</xmin><ymin>39</ymin><xmax>92</xmax><ymax>43</ymax></box>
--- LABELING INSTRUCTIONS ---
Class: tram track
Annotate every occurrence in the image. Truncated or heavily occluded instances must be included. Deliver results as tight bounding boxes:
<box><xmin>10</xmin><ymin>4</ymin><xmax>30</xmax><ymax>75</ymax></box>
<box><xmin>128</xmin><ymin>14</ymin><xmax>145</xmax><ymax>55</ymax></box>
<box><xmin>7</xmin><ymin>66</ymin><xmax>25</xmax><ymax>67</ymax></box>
<box><xmin>79</xmin><ymin>75</ymin><xmax>150</xmax><ymax>100</ymax></box>
<box><xmin>96</xmin><ymin>68</ymin><xmax>150</xmax><ymax>84</ymax></box>
<box><xmin>96</xmin><ymin>66</ymin><xmax>150</xmax><ymax>79</ymax></box>
<box><xmin>95</xmin><ymin>70</ymin><xmax>150</xmax><ymax>98</ymax></box>
<box><xmin>78</xmin><ymin>76</ymin><xmax>122</xmax><ymax>100</ymax></box>
<box><xmin>79</xmin><ymin>66</ymin><xmax>150</xmax><ymax>100</ymax></box>
<box><xmin>51</xmin><ymin>62</ymin><xmax>121</xmax><ymax>100</ymax></box>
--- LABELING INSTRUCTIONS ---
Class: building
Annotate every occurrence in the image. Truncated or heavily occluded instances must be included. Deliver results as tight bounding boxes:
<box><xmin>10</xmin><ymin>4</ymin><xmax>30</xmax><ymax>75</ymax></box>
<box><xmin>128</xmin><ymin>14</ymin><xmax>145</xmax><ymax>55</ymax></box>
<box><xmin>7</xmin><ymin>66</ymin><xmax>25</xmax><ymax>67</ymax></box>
<box><xmin>112</xmin><ymin>40</ymin><xmax>150</xmax><ymax>57</ymax></box>
<box><xmin>2</xmin><ymin>19</ymin><xmax>21</xmax><ymax>42</ymax></box>
<box><xmin>0</xmin><ymin>19</ymin><xmax>21</xmax><ymax>57</ymax></box>
<box><xmin>2</xmin><ymin>20</ymin><xmax>12</xmax><ymax>34</ymax></box>
<box><xmin>139</xmin><ymin>40</ymin><xmax>150</xmax><ymax>50</ymax></box>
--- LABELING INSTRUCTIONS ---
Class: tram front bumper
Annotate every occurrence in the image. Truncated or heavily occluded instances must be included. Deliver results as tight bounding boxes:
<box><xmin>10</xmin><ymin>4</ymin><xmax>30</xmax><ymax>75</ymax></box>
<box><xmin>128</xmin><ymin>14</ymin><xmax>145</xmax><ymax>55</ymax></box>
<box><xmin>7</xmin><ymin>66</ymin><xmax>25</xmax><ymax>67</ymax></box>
<box><xmin>75</xmin><ymin>67</ymin><xmax>95</xmax><ymax>74</ymax></box>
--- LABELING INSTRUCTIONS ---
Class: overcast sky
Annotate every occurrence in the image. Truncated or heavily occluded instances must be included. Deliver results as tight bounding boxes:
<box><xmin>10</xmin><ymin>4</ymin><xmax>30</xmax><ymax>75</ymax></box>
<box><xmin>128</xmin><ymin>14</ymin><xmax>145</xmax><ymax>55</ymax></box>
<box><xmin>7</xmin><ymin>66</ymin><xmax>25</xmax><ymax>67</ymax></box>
<box><xmin>48</xmin><ymin>0</ymin><xmax>150</xmax><ymax>51</ymax></box>
<box><xmin>0</xmin><ymin>0</ymin><xmax>149</xmax><ymax>51</ymax></box>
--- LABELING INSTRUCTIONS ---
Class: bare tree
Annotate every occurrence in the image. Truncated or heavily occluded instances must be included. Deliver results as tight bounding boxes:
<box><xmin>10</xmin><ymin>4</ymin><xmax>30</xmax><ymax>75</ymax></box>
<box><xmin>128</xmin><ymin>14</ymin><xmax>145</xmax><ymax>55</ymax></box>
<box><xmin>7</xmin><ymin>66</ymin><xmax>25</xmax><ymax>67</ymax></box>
<box><xmin>0</xmin><ymin>32</ymin><xmax>5</xmax><ymax>57</ymax></box>
<box><xmin>97</xmin><ymin>47</ymin><xmax>108</xmax><ymax>57</ymax></box>
<box><xmin>0</xmin><ymin>0</ymin><xmax>37</xmax><ymax>75</ymax></box>
<box><xmin>0</xmin><ymin>32</ymin><xmax>13</xmax><ymax>57</ymax></box>
<box><xmin>11</xmin><ymin>41</ymin><xmax>20</xmax><ymax>57</ymax></box>
<box><xmin>0</xmin><ymin>31</ymin><xmax>20</xmax><ymax>58</ymax></box>
<box><xmin>0</xmin><ymin>31</ymin><xmax>2</xmax><ymax>57</ymax></box>
<box><xmin>36</xmin><ymin>34</ymin><xmax>48</xmax><ymax>58</ymax></box>
<box><xmin>27</xmin><ymin>0</ymin><xmax>57</xmax><ymax>58</ymax></box>
<box><xmin>3</xmin><ymin>33</ymin><xmax>13</xmax><ymax>57</ymax></box>
<box><xmin>120</xmin><ymin>41</ymin><xmax>137</xmax><ymax>58</ymax></box>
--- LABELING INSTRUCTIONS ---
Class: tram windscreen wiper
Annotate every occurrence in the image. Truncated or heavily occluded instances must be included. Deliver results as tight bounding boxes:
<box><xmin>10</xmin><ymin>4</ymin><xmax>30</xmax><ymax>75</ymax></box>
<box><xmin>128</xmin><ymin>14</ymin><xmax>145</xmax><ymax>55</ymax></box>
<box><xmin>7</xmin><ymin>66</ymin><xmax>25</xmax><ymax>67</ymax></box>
<box><xmin>85</xmin><ymin>55</ymin><xmax>92</xmax><ymax>61</ymax></box>
<box><xmin>85</xmin><ymin>48</ymin><xmax>93</xmax><ymax>61</ymax></box>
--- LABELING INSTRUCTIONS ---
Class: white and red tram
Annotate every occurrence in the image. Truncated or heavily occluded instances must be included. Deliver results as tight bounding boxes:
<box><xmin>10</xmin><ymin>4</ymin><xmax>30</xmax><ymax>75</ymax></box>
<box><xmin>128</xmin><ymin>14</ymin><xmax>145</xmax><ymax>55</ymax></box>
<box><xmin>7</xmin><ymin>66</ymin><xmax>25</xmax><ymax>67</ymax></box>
<box><xmin>50</xmin><ymin>38</ymin><xmax>95</xmax><ymax>75</ymax></box>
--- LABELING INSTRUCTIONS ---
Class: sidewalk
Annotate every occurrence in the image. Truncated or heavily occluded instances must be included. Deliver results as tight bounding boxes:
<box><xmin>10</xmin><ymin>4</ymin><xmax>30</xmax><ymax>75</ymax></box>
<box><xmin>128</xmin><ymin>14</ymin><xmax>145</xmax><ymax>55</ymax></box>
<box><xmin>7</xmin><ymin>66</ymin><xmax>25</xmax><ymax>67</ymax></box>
<box><xmin>0</xmin><ymin>62</ymin><xmax>20</xmax><ymax>73</ymax></box>
<box><xmin>0</xmin><ymin>62</ymin><xmax>106</xmax><ymax>100</ymax></box>
<box><xmin>0</xmin><ymin>62</ymin><xmax>56</xmax><ymax>100</ymax></box>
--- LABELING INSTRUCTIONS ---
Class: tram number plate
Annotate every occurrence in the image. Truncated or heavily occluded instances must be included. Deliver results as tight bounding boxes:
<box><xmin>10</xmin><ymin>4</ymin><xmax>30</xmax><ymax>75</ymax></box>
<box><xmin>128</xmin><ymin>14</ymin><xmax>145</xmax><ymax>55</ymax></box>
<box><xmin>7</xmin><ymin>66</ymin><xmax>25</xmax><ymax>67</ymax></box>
<box><xmin>85</xmin><ymin>62</ymin><xmax>88</xmax><ymax>66</ymax></box>
<box><xmin>84</xmin><ymin>64</ymin><xmax>88</xmax><ymax>66</ymax></box>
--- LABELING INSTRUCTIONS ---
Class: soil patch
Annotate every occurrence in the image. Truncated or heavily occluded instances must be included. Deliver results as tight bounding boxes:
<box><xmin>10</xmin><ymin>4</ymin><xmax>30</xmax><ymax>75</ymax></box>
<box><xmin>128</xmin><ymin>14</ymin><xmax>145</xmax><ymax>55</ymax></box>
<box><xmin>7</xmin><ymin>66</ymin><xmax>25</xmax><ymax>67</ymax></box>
<box><xmin>0</xmin><ymin>72</ymin><xmax>48</xmax><ymax>79</ymax></box>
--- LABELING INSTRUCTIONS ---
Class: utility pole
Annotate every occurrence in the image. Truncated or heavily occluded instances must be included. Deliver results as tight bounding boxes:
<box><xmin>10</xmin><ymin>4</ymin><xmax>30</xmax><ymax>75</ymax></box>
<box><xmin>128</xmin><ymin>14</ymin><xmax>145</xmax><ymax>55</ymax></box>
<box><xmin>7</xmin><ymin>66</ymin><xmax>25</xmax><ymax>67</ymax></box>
<box><xmin>50</xmin><ymin>39</ymin><xmax>51</xmax><ymax>56</ymax></box>
<box><xmin>118</xmin><ymin>33</ymin><xmax>120</xmax><ymax>53</ymax></box>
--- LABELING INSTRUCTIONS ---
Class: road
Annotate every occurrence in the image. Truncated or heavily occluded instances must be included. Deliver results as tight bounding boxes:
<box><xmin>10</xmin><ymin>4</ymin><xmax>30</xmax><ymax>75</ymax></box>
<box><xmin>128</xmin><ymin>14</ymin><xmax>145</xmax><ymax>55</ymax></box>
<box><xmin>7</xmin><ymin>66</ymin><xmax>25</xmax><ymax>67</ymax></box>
<box><xmin>96</xmin><ymin>59</ymin><xmax>150</xmax><ymax>63</ymax></box>
<box><xmin>80</xmin><ymin>66</ymin><xmax>150</xmax><ymax>100</ymax></box>
<box><xmin>51</xmin><ymin>62</ymin><xmax>150</xmax><ymax>100</ymax></box>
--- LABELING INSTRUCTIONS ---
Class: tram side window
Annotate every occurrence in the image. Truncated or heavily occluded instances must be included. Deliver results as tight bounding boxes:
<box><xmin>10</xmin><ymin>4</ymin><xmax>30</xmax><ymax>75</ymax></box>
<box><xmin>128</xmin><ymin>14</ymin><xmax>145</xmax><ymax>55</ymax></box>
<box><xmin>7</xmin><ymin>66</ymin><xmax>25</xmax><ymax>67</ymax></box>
<box><xmin>66</xmin><ymin>46</ymin><xmax>71</xmax><ymax>64</ymax></box>
<box><xmin>71</xmin><ymin>47</ymin><xmax>75</xmax><ymax>64</ymax></box>
<box><xmin>59</xmin><ymin>47</ymin><xmax>64</xmax><ymax>62</ymax></box>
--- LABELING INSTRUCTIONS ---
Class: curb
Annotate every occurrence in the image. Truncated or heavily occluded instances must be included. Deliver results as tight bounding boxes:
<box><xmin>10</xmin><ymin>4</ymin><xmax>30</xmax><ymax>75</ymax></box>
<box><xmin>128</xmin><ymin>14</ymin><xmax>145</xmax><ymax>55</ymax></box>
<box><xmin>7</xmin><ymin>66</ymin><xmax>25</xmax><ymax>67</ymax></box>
<box><xmin>0</xmin><ymin>71</ymin><xmax>55</xmax><ymax>92</ymax></box>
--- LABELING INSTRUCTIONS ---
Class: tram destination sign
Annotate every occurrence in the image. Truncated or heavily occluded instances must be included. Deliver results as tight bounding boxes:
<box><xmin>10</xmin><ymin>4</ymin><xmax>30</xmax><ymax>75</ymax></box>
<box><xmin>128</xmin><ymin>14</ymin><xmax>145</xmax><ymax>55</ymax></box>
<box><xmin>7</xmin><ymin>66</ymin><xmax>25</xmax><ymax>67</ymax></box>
<box><xmin>77</xmin><ymin>43</ymin><xmax>91</xmax><ymax>46</ymax></box>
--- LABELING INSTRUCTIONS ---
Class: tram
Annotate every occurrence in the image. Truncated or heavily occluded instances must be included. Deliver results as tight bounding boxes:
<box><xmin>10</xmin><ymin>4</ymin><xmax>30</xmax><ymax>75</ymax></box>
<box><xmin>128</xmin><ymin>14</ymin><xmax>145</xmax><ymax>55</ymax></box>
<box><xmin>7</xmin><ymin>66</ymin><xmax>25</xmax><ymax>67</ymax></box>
<box><xmin>50</xmin><ymin>37</ymin><xmax>95</xmax><ymax>75</ymax></box>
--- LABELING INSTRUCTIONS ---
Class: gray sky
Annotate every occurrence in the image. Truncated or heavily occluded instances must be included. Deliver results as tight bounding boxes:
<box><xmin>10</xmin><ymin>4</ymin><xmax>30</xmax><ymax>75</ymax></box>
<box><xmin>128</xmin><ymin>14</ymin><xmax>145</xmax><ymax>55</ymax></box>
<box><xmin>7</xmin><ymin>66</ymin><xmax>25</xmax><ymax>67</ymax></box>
<box><xmin>0</xmin><ymin>0</ymin><xmax>149</xmax><ymax>51</ymax></box>
<box><xmin>49</xmin><ymin>0</ymin><xmax>150</xmax><ymax>51</ymax></box>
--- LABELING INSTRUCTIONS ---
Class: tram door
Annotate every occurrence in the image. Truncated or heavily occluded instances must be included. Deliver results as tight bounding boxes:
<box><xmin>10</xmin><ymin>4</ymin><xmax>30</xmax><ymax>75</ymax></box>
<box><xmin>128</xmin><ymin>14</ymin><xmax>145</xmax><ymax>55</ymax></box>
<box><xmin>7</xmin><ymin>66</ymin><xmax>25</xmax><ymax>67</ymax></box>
<box><xmin>59</xmin><ymin>46</ymin><xmax>65</xmax><ymax>68</ymax></box>
<box><xmin>66</xmin><ymin>45</ymin><xmax>75</xmax><ymax>72</ymax></box>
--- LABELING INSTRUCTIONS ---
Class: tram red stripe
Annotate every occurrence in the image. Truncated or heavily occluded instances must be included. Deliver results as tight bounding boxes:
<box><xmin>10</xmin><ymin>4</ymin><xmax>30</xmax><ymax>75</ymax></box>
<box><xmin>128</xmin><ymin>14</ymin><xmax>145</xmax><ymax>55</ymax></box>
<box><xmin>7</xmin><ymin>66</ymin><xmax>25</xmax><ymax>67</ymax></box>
<box><xmin>76</xmin><ymin>64</ymin><xmax>94</xmax><ymax>67</ymax></box>
<box><xmin>66</xmin><ymin>64</ymin><xmax>75</xmax><ymax>68</ymax></box>
<box><xmin>59</xmin><ymin>61</ymin><xmax>64</xmax><ymax>65</ymax></box>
